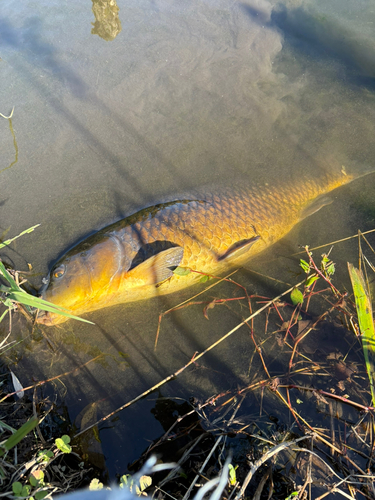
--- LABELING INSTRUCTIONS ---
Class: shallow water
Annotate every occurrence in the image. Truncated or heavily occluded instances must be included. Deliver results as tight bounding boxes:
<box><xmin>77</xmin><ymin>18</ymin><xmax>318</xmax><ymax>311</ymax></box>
<box><xmin>1</xmin><ymin>0</ymin><xmax>375</xmax><ymax>481</ymax></box>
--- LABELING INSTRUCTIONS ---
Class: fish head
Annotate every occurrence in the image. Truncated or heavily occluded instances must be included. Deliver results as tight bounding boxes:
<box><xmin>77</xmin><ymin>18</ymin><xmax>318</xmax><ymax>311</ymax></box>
<box><xmin>37</xmin><ymin>236</ymin><xmax>123</xmax><ymax>325</ymax></box>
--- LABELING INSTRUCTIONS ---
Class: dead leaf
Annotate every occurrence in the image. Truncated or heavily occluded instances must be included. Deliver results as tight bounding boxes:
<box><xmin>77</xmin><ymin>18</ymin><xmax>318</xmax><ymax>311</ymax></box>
<box><xmin>326</xmin><ymin>352</ymin><xmax>341</xmax><ymax>360</ymax></box>
<box><xmin>269</xmin><ymin>378</ymin><xmax>280</xmax><ymax>391</ymax></box>
<box><xmin>297</xmin><ymin>320</ymin><xmax>313</xmax><ymax>336</ymax></box>
<box><xmin>10</xmin><ymin>370</ymin><xmax>24</xmax><ymax>398</ymax></box>
<box><xmin>275</xmin><ymin>333</ymin><xmax>284</xmax><ymax>347</ymax></box>
<box><xmin>280</xmin><ymin>321</ymin><xmax>290</xmax><ymax>331</ymax></box>
<box><xmin>334</xmin><ymin>361</ymin><xmax>356</xmax><ymax>381</ymax></box>
<box><xmin>337</xmin><ymin>380</ymin><xmax>346</xmax><ymax>391</ymax></box>
<box><xmin>203</xmin><ymin>300</ymin><xmax>216</xmax><ymax>320</ymax></box>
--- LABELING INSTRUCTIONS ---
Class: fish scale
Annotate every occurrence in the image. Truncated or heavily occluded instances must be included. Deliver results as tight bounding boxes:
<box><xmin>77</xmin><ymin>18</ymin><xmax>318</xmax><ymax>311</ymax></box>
<box><xmin>37</xmin><ymin>170</ymin><xmax>356</xmax><ymax>325</ymax></box>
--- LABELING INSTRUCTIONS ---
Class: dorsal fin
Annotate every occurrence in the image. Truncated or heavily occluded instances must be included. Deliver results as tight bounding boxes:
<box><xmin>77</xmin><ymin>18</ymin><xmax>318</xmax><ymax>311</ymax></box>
<box><xmin>218</xmin><ymin>236</ymin><xmax>260</xmax><ymax>262</ymax></box>
<box><xmin>125</xmin><ymin>247</ymin><xmax>184</xmax><ymax>286</ymax></box>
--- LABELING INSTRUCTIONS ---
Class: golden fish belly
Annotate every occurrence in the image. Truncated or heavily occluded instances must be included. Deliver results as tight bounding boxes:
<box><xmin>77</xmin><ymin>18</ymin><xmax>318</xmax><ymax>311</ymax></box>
<box><xmin>37</xmin><ymin>171</ymin><xmax>354</xmax><ymax>325</ymax></box>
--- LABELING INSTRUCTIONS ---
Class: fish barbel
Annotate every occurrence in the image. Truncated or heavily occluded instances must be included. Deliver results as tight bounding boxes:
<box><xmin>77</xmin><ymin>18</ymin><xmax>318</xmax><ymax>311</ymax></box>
<box><xmin>38</xmin><ymin>169</ymin><xmax>356</xmax><ymax>325</ymax></box>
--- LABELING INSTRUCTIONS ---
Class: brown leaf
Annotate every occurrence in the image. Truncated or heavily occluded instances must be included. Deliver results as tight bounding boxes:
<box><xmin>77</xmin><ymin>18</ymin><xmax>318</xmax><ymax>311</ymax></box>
<box><xmin>334</xmin><ymin>361</ymin><xmax>356</xmax><ymax>381</ymax></box>
<box><xmin>203</xmin><ymin>300</ymin><xmax>216</xmax><ymax>320</ymax></box>
<box><xmin>269</xmin><ymin>378</ymin><xmax>280</xmax><ymax>391</ymax></box>
<box><xmin>280</xmin><ymin>321</ymin><xmax>290</xmax><ymax>331</ymax></box>
<box><xmin>297</xmin><ymin>320</ymin><xmax>313</xmax><ymax>336</ymax></box>
<box><xmin>326</xmin><ymin>352</ymin><xmax>341</xmax><ymax>360</ymax></box>
<box><xmin>337</xmin><ymin>380</ymin><xmax>346</xmax><ymax>391</ymax></box>
<box><xmin>275</xmin><ymin>333</ymin><xmax>284</xmax><ymax>347</ymax></box>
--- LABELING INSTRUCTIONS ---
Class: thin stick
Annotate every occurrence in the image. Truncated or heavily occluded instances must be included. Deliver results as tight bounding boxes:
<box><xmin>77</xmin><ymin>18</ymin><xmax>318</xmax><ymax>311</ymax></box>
<box><xmin>291</xmin><ymin>229</ymin><xmax>375</xmax><ymax>255</ymax></box>
<box><xmin>235</xmin><ymin>435</ymin><xmax>307</xmax><ymax>499</ymax></box>
<box><xmin>76</xmin><ymin>279</ymin><xmax>306</xmax><ymax>437</ymax></box>
<box><xmin>0</xmin><ymin>355</ymin><xmax>103</xmax><ymax>402</ymax></box>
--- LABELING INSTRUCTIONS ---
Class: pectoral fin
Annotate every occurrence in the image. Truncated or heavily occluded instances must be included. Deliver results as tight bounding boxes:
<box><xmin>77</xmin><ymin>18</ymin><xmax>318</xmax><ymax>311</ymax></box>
<box><xmin>218</xmin><ymin>236</ymin><xmax>260</xmax><ymax>262</ymax></box>
<box><xmin>125</xmin><ymin>247</ymin><xmax>184</xmax><ymax>286</ymax></box>
<box><xmin>300</xmin><ymin>195</ymin><xmax>333</xmax><ymax>220</ymax></box>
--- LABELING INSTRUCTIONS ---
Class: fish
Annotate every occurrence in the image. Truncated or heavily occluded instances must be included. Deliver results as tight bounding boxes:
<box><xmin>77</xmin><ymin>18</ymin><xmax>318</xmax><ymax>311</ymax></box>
<box><xmin>37</xmin><ymin>168</ymin><xmax>360</xmax><ymax>325</ymax></box>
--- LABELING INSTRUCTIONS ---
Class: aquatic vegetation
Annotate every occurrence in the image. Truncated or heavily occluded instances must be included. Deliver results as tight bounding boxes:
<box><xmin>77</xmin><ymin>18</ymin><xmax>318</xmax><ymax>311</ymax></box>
<box><xmin>348</xmin><ymin>263</ymin><xmax>375</xmax><ymax>406</ymax></box>
<box><xmin>72</xmin><ymin>238</ymin><xmax>375</xmax><ymax>499</ymax></box>
<box><xmin>1</xmin><ymin>218</ymin><xmax>375</xmax><ymax>498</ymax></box>
<box><xmin>0</xmin><ymin>226</ymin><xmax>94</xmax><ymax>325</ymax></box>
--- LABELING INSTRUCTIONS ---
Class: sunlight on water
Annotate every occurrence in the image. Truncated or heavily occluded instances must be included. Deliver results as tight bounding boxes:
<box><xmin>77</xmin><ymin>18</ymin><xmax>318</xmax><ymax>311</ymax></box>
<box><xmin>0</xmin><ymin>0</ymin><xmax>375</xmax><ymax>481</ymax></box>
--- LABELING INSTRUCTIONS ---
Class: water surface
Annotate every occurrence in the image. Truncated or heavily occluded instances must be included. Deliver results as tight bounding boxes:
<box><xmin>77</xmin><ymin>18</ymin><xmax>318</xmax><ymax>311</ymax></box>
<box><xmin>1</xmin><ymin>0</ymin><xmax>375</xmax><ymax>480</ymax></box>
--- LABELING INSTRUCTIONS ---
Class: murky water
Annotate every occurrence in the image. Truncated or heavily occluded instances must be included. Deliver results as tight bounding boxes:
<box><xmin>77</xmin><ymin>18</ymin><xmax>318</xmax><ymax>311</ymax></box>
<box><xmin>1</xmin><ymin>0</ymin><xmax>375</xmax><ymax>481</ymax></box>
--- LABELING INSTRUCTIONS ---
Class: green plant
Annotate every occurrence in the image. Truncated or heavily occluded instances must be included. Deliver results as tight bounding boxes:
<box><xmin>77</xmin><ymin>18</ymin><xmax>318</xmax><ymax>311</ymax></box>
<box><xmin>9</xmin><ymin>434</ymin><xmax>74</xmax><ymax>499</ymax></box>
<box><xmin>348</xmin><ymin>263</ymin><xmax>375</xmax><ymax>406</ymax></box>
<box><xmin>0</xmin><ymin>226</ymin><xmax>94</xmax><ymax>324</ymax></box>
<box><xmin>89</xmin><ymin>473</ymin><xmax>152</xmax><ymax>496</ymax></box>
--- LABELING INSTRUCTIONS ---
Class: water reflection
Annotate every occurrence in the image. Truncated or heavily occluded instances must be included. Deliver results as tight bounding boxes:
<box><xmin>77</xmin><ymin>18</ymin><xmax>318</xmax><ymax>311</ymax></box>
<box><xmin>91</xmin><ymin>0</ymin><xmax>122</xmax><ymax>41</ymax></box>
<box><xmin>269</xmin><ymin>3</ymin><xmax>375</xmax><ymax>87</ymax></box>
<box><xmin>0</xmin><ymin>0</ymin><xmax>375</xmax><ymax>483</ymax></box>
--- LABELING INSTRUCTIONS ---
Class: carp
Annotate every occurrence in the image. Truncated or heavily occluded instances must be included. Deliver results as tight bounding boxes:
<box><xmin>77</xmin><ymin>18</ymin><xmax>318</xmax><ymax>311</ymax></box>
<box><xmin>37</xmin><ymin>169</ymin><xmax>359</xmax><ymax>325</ymax></box>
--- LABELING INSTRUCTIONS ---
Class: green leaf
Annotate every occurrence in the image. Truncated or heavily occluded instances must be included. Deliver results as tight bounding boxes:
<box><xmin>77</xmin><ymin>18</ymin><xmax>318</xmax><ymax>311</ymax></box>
<box><xmin>89</xmin><ymin>479</ymin><xmax>104</xmax><ymax>491</ymax></box>
<box><xmin>0</xmin><ymin>261</ymin><xmax>19</xmax><ymax>290</ymax></box>
<box><xmin>2</xmin><ymin>298</ymin><xmax>15</xmax><ymax>309</ymax></box>
<box><xmin>0</xmin><ymin>259</ymin><xmax>93</xmax><ymax>324</ymax></box>
<box><xmin>199</xmin><ymin>275</ymin><xmax>210</xmax><ymax>283</ymax></box>
<box><xmin>37</xmin><ymin>450</ymin><xmax>53</xmax><ymax>463</ymax></box>
<box><xmin>228</xmin><ymin>464</ymin><xmax>238</xmax><ymax>486</ymax></box>
<box><xmin>305</xmin><ymin>275</ymin><xmax>319</xmax><ymax>288</ymax></box>
<box><xmin>0</xmin><ymin>417</ymin><xmax>38</xmax><ymax>458</ymax></box>
<box><xmin>29</xmin><ymin>476</ymin><xmax>37</xmax><ymax>487</ymax></box>
<box><xmin>173</xmin><ymin>267</ymin><xmax>191</xmax><ymax>276</ymax></box>
<box><xmin>299</xmin><ymin>259</ymin><xmax>310</xmax><ymax>273</ymax></box>
<box><xmin>12</xmin><ymin>482</ymin><xmax>30</xmax><ymax>498</ymax></box>
<box><xmin>12</xmin><ymin>482</ymin><xmax>23</xmax><ymax>495</ymax></box>
<box><xmin>285</xmin><ymin>492</ymin><xmax>299</xmax><ymax>500</ymax></box>
<box><xmin>29</xmin><ymin>470</ymin><xmax>44</xmax><ymax>487</ymax></box>
<box><xmin>6</xmin><ymin>291</ymin><xmax>95</xmax><ymax>324</ymax></box>
<box><xmin>55</xmin><ymin>435</ymin><xmax>72</xmax><ymax>454</ymax></box>
<box><xmin>326</xmin><ymin>263</ymin><xmax>335</xmax><ymax>276</ymax></box>
<box><xmin>35</xmin><ymin>491</ymin><xmax>49</xmax><ymax>500</ymax></box>
<box><xmin>348</xmin><ymin>263</ymin><xmax>375</xmax><ymax>406</ymax></box>
<box><xmin>22</xmin><ymin>485</ymin><xmax>31</xmax><ymax>497</ymax></box>
<box><xmin>120</xmin><ymin>475</ymin><xmax>132</xmax><ymax>489</ymax></box>
<box><xmin>290</xmin><ymin>288</ymin><xmax>304</xmax><ymax>306</ymax></box>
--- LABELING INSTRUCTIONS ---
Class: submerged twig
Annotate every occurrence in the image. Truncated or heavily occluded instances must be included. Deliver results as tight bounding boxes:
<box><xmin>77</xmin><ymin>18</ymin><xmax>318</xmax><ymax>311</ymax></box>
<box><xmin>75</xmin><ymin>279</ymin><xmax>306</xmax><ymax>437</ymax></box>
<box><xmin>0</xmin><ymin>107</ymin><xmax>14</xmax><ymax>119</ymax></box>
<box><xmin>235</xmin><ymin>435</ymin><xmax>307</xmax><ymax>499</ymax></box>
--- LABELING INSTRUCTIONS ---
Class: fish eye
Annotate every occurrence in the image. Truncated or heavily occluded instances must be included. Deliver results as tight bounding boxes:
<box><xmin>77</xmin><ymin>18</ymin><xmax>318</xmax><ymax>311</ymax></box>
<box><xmin>53</xmin><ymin>264</ymin><xmax>66</xmax><ymax>279</ymax></box>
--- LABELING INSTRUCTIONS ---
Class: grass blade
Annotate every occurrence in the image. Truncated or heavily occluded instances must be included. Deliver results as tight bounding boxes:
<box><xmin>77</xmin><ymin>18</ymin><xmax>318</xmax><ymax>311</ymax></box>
<box><xmin>348</xmin><ymin>262</ymin><xmax>375</xmax><ymax>406</ymax></box>
<box><xmin>7</xmin><ymin>291</ymin><xmax>95</xmax><ymax>324</ymax></box>
<box><xmin>0</xmin><ymin>261</ymin><xmax>19</xmax><ymax>290</ymax></box>
<box><xmin>0</xmin><ymin>259</ymin><xmax>94</xmax><ymax>324</ymax></box>
<box><xmin>0</xmin><ymin>416</ymin><xmax>38</xmax><ymax>458</ymax></box>
<box><xmin>0</xmin><ymin>224</ymin><xmax>40</xmax><ymax>250</ymax></box>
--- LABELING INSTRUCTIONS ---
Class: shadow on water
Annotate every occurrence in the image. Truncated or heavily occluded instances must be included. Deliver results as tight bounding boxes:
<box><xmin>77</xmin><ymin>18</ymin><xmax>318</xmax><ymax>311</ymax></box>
<box><xmin>241</xmin><ymin>2</ymin><xmax>375</xmax><ymax>89</ymax></box>
<box><xmin>0</xmin><ymin>14</ymin><xmax>199</xmax><ymax>218</ymax></box>
<box><xmin>0</xmin><ymin>17</ymin><xmax>87</xmax><ymax>99</ymax></box>
<box><xmin>2</xmin><ymin>3</ymin><xmax>375</xmax><ymax>484</ymax></box>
